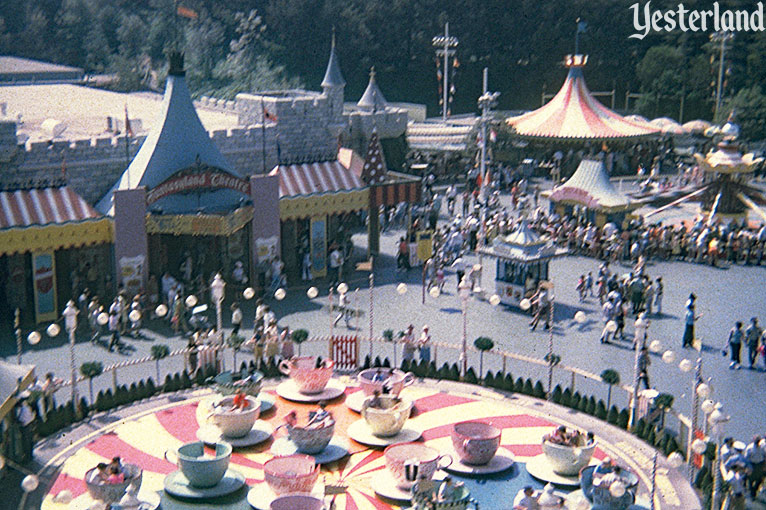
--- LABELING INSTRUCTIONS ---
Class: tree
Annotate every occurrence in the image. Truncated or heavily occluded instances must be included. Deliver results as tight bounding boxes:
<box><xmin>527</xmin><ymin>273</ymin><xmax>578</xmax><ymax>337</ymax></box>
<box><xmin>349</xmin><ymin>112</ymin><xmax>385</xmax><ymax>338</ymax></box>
<box><xmin>600</xmin><ymin>369</ymin><xmax>620</xmax><ymax>410</ymax></box>
<box><xmin>151</xmin><ymin>344</ymin><xmax>170</xmax><ymax>383</ymax></box>
<box><xmin>292</xmin><ymin>329</ymin><xmax>308</xmax><ymax>355</ymax></box>
<box><xmin>227</xmin><ymin>333</ymin><xmax>245</xmax><ymax>369</ymax></box>
<box><xmin>80</xmin><ymin>361</ymin><xmax>103</xmax><ymax>405</ymax></box>
<box><xmin>726</xmin><ymin>86</ymin><xmax>766</xmax><ymax>140</ymax></box>
<box><xmin>473</xmin><ymin>336</ymin><xmax>494</xmax><ymax>380</ymax></box>
<box><xmin>654</xmin><ymin>393</ymin><xmax>675</xmax><ymax>430</ymax></box>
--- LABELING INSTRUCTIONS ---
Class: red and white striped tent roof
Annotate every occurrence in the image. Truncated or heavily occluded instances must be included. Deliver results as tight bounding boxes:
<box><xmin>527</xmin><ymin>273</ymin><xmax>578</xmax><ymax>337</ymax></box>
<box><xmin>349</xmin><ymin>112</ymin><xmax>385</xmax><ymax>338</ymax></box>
<box><xmin>507</xmin><ymin>55</ymin><xmax>660</xmax><ymax>141</ymax></box>
<box><xmin>270</xmin><ymin>160</ymin><xmax>366</xmax><ymax>198</ymax></box>
<box><xmin>0</xmin><ymin>185</ymin><xmax>102</xmax><ymax>229</ymax></box>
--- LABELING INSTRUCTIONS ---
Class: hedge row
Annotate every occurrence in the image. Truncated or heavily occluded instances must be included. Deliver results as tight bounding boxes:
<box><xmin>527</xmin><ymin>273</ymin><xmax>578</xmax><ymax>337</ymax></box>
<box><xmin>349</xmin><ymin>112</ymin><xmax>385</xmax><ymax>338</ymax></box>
<box><xmin>37</xmin><ymin>355</ymin><xmax>681</xmax><ymax>462</ymax></box>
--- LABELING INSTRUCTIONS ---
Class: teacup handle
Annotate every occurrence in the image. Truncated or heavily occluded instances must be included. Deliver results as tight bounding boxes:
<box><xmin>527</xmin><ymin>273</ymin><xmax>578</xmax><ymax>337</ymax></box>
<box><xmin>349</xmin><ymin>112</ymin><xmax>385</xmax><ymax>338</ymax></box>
<box><xmin>402</xmin><ymin>372</ymin><xmax>415</xmax><ymax>387</ymax></box>
<box><xmin>437</xmin><ymin>454</ymin><xmax>453</xmax><ymax>470</ymax></box>
<box><xmin>278</xmin><ymin>359</ymin><xmax>291</xmax><ymax>376</ymax></box>
<box><xmin>164</xmin><ymin>448</ymin><xmax>178</xmax><ymax>465</ymax></box>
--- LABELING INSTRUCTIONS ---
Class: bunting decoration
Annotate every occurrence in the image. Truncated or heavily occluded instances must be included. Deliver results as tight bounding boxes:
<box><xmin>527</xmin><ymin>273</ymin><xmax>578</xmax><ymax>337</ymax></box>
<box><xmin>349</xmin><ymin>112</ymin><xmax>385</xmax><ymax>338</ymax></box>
<box><xmin>361</xmin><ymin>131</ymin><xmax>387</xmax><ymax>185</ymax></box>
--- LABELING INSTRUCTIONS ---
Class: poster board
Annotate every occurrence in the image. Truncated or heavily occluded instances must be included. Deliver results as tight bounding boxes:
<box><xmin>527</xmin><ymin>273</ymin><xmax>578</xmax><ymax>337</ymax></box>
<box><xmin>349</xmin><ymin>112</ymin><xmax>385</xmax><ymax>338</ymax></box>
<box><xmin>310</xmin><ymin>216</ymin><xmax>327</xmax><ymax>278</ymax></box>
<box><xmin>32</xmin><ymin>252</ymin><xmax>57</xmax><ymax>323</ymax></box>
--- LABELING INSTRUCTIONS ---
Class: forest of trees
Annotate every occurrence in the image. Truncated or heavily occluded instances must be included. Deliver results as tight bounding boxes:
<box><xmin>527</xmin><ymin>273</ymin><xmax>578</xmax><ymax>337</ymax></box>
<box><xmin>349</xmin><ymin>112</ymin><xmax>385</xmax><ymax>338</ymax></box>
<box><xmin>3</xmin><ymin>0</ymin><xmax>766</xmax><ymax>139</ymax></box>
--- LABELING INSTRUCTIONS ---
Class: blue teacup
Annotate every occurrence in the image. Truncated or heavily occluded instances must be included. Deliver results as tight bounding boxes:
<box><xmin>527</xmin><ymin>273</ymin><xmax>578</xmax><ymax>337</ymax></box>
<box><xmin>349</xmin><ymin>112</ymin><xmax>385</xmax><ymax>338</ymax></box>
<box><xmin>165</xmin><ymin>441</ymin><xmax>232</xmax><ymax>488</ymax></box>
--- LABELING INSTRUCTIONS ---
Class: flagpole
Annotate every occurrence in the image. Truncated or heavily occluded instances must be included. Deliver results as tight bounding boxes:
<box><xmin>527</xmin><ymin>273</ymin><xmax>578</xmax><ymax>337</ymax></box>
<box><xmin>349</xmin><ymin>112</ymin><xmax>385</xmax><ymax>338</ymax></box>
<box><xmin>124</xmin><ymin>104</ymin><xmax>131</xmax><ymax>188</ymax></box>
<box><xmin>261</xmin><ymin>98</ymin><xmax>267</xmax><ymax>173</ymax></box>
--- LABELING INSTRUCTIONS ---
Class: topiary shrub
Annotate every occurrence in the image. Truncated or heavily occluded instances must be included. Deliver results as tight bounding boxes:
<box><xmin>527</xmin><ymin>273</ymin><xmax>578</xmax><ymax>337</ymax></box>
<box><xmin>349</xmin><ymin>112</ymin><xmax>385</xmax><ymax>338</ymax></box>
<box><xmin>503</xmin><ymin>373</ymin><xmax>515</xmax><ymax>392</ymax></box>
<box><xmin>448</xmin><ymin>363</ymin><xmax>460</xmax><ymax>381</ymax></box>
<box><xmin>146</xmin><ymin>378</ymin><xmax>156</xmax><ymax>396</ymax></box>
<box><xmin>595</xmin><ymin>400</ymin><xmax>608</xmax><ymax>420</ymax></box>
<box><xmin>78</xmin><ymin>397</ymin><xmax>89</xmax><ymax>420</ymax></box>
<box><xmin>292</xmin><ymin>329</ymin><xmax>309</xmax><ymax>355</ymax></box>
<box><xmin>195</xmin><ymin>368</ymin><xmax>206</xmax><ymax>386</ymax></box>
<box><xmin>137</xmin><ymin>380</ymin><xmax>147</xmax><ymax>399</ymax></box>
<box><xmin>163</xmin><ymin>374</ymin><xmax>174</xmax><ymax>392</ymax></box>
<box><xmin>95</xmin><ymin>390</ymin><xmax>106</xmax><ymax>412</ymax></box>
<box><xmin>382</xmin><ymin>357</ymin><xmax>391</xmax><ymax>368</ymax></box>
<box><xmin>515</xmin><ymin>377</ymin><xmax>525</xmax><ymax>393</ymax></box>
<box><xmin>181</xmin><ymin>370</ymin><xmax>192</xmax><ymax>389</ymax></box>
<box><xmin>426</xmin><ymin>362</ymin><xmax>438</xmax><ymax>378</ymax></box>
<box><xmin>634</xmin><ymin>418</ymin><xmax>647</xmax><ymax>438</ymax></box>
<box><xmin>522</xmin><ymin>379</ymin><xmax>534</xmax><ymax>396</ymax></box>
<box><xmin>551</xmin><ymin>385</ymin><xmax>563</xmax><ymax>404</ymax></box>
<box><xmin>473</xmin><ymin>337</ymin><xmax>494</xmax><ymax>379</ymax></box>
<box><xmin>586</xmin><ymin>396</ymin><xmax>597</xmax><ymax>415</ymax></box>
<box><xmin>373</xmin><ymin>356</ymin><xmax>382</xmax><ymax>368</ymax></box>
<box><xmin>172</xmin><ymin>372</ymin><xmax>182</xmax><ymax>391</ymax></box>
<box><xmin>80</xmin><ymin>361</ymin><xmax>104</xmax><ymax>405</ymax></box>
<box><xmin>151</xmin><ymin>343</ymin><xmax>171</xmax><ymax>383</ymax></box>
<box><xmin>484</xmin><ymin>372</ymin><xmax>495</xmax><ymax>388</ymax></box>
<box><xmin>464</xmin><ymin>367</ymin><xmax>478</xmax><ymax>385</ymax></box>
<box><xmin>618</xmin><ymin>408</ymin><xmax>630</xmax><ymax>429</ymax></box>
<box><xmin>571</xmin><ymin>391</ymin><xmax>582</xmax><ymax>410</ymax></box>
<box><xmin>400</xmin><ymin>359</ymin><xmax>410</xmax><ymax>372</ymax></box>
<box><xmin>561</xmin><ymin>388</ymin><xmax>572</xmax><ymax>408</ymax></box>
<box><xmin>438</xmin><ymin>363</ymin><xmax>451</xmax><ymax>380</ymax></box>
<box><xmin>533</xmin><ymin>381</ymin><xmax>546</xmax><ymax>399</ymax></box>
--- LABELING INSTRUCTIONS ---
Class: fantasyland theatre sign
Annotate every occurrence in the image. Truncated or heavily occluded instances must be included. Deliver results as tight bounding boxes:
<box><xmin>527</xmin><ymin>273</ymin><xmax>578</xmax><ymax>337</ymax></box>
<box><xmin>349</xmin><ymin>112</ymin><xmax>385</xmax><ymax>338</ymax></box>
<box><xmin>146</xmin><ymin>169</ymin><xmax>251</xmax><ymax>204</ymax></box>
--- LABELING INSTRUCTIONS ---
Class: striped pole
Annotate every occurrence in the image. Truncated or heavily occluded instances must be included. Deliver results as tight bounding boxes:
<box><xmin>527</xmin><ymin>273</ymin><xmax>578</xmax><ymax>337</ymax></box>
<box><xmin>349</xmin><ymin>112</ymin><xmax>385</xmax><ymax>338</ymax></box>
<box><xmin>369</xmin><ymin>273</ymin><xmax>374</xmax><ymax>360</ymax></box>
<box><xmin>650</xmin><ymin>451</ymin><xmax>658</xmax><ymax>510</ymax></box>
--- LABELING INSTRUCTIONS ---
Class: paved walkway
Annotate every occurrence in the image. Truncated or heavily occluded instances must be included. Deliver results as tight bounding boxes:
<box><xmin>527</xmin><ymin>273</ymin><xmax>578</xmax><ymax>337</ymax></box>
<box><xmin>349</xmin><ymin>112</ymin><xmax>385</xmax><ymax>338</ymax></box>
<box><xmin>18</xmin><ymin>378</ymin><xmax>700</xmax><ymax>510</ymax></box>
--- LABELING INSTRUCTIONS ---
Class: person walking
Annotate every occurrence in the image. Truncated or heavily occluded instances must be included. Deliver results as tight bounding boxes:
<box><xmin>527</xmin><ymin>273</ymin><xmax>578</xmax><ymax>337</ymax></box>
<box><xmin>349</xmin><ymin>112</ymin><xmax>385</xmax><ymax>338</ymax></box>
<box><xmin>599</xmin><ymin>297</ymin><xmax>616</xmax><ymax>344</ymax></box>
<box><xmin>653</xmin><ymin>277</ymin><xmax>663</xmax><ymax>315</ymax></box>
<box><xmin>682</xmin><ymin>294</ymin><xmax>700</xmax><ymax>348</ymax></box>
<box><xmin>744</xmin><ymin>436</ymin><xmax>765</xmax><ymax>499</ymax></box>
<box><xmin>230</xmin><ymin>302</ymin><xmax>242</xmax><ymax>337</ymax></box>
<box><xmin>418</xmin><ymin>326</ymin><xmax>432</xmax><ymax>363</ymax></box>
<box><xmin>724</xmin><ymin>321</ymin><xmax>744</xmax><ymax>370</ymax></box>
<box><xmin>401</xmin><ymin>325</ymin><xmax>416</xmax><ymax>363</ymax></box>
<box><xmin>637</xmin><ymin>346</ymin><xmax>651</xmax><ymax>389</ymax></box>
<box><xmin>333</xmin><ymin>291</ymin><xmax>353</xmax><ymax>328</ymax></box>
<box><xmin>329</xmin><ymin>245</ymin><xmax>343</xmax><ymax>285</ymax></box>
<box><xmin>745</xmin><ymin>317</ymin><xmax>762</xmax><ymax>369</ymax></box>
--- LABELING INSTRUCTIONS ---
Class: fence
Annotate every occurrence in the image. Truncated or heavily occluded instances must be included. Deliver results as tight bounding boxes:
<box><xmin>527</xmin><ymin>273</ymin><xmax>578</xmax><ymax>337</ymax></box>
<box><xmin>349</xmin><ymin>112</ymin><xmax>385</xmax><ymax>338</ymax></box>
<box><xmin>51</xmin><ymin>334</ymin><xmax>692</xmax><ymax>455</ymax></box>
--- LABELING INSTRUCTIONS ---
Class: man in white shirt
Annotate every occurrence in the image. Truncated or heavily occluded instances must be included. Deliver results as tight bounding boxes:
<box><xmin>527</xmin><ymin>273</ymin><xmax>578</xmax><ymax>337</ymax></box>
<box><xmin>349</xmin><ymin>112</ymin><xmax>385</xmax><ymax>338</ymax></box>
<box><xmin>744</xmin><ymin>436</ymin><xmax>765</xmax><ymax>499</ymax></box>
<box><xmin>329</xmin><ymin>246</ymin><xmax>343</xmax><ymax>286</ymax></box>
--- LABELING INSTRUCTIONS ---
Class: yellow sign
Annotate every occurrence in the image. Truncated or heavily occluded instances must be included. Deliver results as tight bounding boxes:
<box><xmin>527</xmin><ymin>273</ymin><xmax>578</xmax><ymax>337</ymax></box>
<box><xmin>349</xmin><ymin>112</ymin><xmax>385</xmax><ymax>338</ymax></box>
<box><xmin>145</xmin><ymin>207</ymin><xmax>253</xmax><ymax>236</ymax></box>
<box><xmin>0</xmin><ymin>218</ymin><xmax>113</xmax><ymax>257</ymax></box>
<box><xmin>279</xmin><ymin>190</ymin><xmax>368</xmax><ymax>221</ymax></box>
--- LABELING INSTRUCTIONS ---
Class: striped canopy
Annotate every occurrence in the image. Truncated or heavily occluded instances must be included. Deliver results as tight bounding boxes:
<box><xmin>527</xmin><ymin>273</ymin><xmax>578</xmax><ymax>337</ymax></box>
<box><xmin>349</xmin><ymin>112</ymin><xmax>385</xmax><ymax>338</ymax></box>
<box><xmin>270</xmin><ymin>160</ymin><xmax>365</xmax><ymax>198</ymax></box>
<box><xmin>0</xmin><ymin>185</ymin><xmax>101</xmax><ymax>229</ymax></box>
<box><xmin>507</xmin><ymin>55</ymin><xmax>660</xmax><ymax>141</ymax></box>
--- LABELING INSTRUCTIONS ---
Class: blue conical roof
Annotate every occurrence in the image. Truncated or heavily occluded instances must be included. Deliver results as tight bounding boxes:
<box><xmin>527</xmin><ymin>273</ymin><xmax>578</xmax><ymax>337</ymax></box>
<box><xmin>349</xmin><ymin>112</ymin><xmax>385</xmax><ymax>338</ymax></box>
<box><xmin>321</xmin><ymin>35</ymin><xmax>345</xmax><ymax>88</ymax></box>
<box><xmin>97</xmin><ymin>57</ymin><xmax>245</xmax><ymax>215</ymax></box>
<box><xmin>357</xmin><ymin>67</ymin><xmax>387</xmax><ymax>111</ymax></box>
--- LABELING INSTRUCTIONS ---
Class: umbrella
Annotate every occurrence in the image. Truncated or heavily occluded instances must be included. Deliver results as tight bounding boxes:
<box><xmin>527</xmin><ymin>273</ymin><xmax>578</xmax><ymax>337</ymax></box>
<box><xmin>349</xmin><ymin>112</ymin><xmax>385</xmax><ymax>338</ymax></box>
<box><xmin>682</xmin><ymin>119</ymin><xmax>712</xmax><ymax>134</ymax></box>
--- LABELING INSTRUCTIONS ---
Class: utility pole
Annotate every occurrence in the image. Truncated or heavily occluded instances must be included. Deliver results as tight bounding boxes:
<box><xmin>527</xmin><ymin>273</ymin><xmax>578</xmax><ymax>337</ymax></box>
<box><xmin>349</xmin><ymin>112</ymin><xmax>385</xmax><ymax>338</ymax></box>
<box><xmin>432</xmin><ymin>22</ymin><xmax>458</xmax><ymax>122</ymax></box>
<box><xmin>711</xmin><ymin>31</ymin><xmax>734</xmax><ymax>121</ymax></box>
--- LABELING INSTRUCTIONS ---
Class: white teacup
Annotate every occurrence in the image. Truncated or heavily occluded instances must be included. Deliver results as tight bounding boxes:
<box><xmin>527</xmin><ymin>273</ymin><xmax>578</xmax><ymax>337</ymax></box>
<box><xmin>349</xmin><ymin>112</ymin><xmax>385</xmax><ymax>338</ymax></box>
<box><xmin>384</xmin><ymin>442</ymin><xmax>452</xmax><ymax>489</ymax></box>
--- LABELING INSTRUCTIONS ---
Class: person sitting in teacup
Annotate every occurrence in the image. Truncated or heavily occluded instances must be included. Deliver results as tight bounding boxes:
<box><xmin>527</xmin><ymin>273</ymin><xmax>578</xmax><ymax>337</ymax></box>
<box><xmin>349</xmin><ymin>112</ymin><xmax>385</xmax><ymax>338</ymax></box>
<box><xmin>513</xmin><ymin>486</ymin><xmax>539</xmax><ymax>509</ymax></box>
<box><xmin>436</xmin><ymin>476</ymin><xmax>463</xmax><ymax>502</ymax></box>
<box><xmin>87</xmin><ymin>463</ymin><xmax>110</xmax><ymax>485</ymax></box>
<box><xmin>307</xmin><ymin>402</ymin><xmax>333</xmax><ymax>427</ymax></box>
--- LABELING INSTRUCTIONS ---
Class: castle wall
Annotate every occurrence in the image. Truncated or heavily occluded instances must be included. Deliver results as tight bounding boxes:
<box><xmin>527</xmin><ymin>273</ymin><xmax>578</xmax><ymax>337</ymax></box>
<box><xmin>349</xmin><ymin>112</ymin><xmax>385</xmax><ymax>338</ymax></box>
<box><xmin>0</xmin><ymin>125</ymin><xmax>280</xmax><ymax>205</ymax></box>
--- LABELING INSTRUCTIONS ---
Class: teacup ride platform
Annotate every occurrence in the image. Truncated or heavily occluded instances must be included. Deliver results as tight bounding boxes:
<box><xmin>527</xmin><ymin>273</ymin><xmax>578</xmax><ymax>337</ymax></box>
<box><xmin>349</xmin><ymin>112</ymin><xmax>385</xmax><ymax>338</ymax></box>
<box><xmin>37</xmin><ymin>379</ymin><xmax>692</xmax><ymax>510</ymax></box>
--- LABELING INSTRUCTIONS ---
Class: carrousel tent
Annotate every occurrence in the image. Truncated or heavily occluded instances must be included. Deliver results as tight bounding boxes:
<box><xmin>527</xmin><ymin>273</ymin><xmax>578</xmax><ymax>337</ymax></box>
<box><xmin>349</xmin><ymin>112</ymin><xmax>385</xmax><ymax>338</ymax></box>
<box><xmin>507</xmin><ymin>55</ymin><xmax>660</xmax><ymax>142</ymax></box>
<box><xmin>547</xmin><ymin>158</ymin><xmax>640</xmax><ymax>226</ymax></box>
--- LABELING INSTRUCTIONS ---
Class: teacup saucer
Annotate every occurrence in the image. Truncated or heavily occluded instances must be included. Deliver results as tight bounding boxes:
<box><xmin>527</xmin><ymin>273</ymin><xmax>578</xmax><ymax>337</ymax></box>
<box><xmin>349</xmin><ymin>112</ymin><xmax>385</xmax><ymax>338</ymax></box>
<box><xmin>69</xmin><ymin>490</ymin><xmax>161</xmax><ymax>510</ymax></box>
<box><xmin>442</xmin><ymin>446</ymin><xmax>515</xmax><ymax>474</ymax></box>
<box><xmin>347</xmin><ymin>419</ymin><xmax>421</xmax><ymax>447</ymax></box>
<box><xmin>525</xmin><ymin>454</ymin><xmax>591</xmax><ymax>487</ymax></box>
<box><xmin>276</xmin><ymin>379</ymin><xmax>346</xmax><ymax>402</ymax></box>
<box><xmin>200</xmin><ymin>394</ymin><xmax>275</xmax><ymax>414</ymax></box>
<box><xmin>246</xmin><ymin>481</ymin><xmax>324</xmax><ymax>509</ymax></box>
<box><xmin>345</xmin><ymin>391</ymin><xmax>414</xmax><ymax>414</ymax></box>
<box><xmin>163</xmin><ymin>468</ymin><xmax>245</xmax><ymax>499</ymax></box>
<box><xmin>372</xmin><ymin>469</ymin><xmax>447</xmax><ymax>501</ymax></box>
<box><xmin>271</xmin><ymin>436</ymin><xmax>349</xmax><ymax>464</ymax></box>
<box><xmin>196</xmin><ymin>421</ymin><xmax>273</xmax><ymax>447</ymax></box>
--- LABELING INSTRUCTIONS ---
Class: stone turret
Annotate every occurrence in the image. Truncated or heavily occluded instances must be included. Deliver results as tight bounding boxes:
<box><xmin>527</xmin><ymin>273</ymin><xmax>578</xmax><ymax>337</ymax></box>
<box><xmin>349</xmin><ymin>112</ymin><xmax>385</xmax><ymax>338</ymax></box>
<box><xmin>321</xmin><ymin>31</ymin><xmax>345</xmax><ymax>127</ymax></box>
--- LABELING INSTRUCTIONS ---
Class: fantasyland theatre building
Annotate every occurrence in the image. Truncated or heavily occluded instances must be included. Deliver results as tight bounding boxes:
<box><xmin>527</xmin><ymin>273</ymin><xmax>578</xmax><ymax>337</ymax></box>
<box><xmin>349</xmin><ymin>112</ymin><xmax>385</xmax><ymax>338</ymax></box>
<box><xmin>0</xmin><ymin>46</ymin><xmax>420</xmax><ymax>324</ymax></box>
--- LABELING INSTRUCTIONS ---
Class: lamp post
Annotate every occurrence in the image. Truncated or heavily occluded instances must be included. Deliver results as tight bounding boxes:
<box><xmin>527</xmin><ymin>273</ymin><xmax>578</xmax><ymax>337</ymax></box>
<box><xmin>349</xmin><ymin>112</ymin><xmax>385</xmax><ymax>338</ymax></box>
<box><xmin>711</xmin><ymin>31</ymin><xmax>734</xmax><ymax>121</ymax></box>
<box><xmin>544</xmin><ymin>281</ymin><xmax>555</xmax><ymax>399</ymax></box>
<box><xmin>477</xmin><ymin>67</ymin><xmax>500</xmax><ymax>204</ymax></box>
<box><xmin>63</xmin><ymin>300</ymin><xmax>78</xmax><ymax>407</ymax></box>
<box><xmin>211</xmin><ymin>273</ymin><xmax>225</xmax><ymax>341</ymax></box>
<box><xmin>432</xmin><ymin>22</ymin><xmax>458</xmax><ymax>123</ymax></box>
<box><xmin>458</xmin><ymin>277</ymin><xmax>471</xmax><ymax>377</ymax></box>
<box><xmin>709</xmin><ymin>404</ymin><xmax>730</xmax><ymax>510</ymax></box>
<box><xmin>15</xmin><ymin>309</ymin><xmax>22</xmax><ymax>364</ymax></box>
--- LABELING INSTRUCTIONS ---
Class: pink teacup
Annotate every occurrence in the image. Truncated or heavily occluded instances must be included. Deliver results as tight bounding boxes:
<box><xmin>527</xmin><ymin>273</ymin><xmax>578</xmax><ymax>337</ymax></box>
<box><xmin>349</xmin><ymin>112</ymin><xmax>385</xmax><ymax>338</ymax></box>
<box><xmin>358</xmin><ymin>368</ymin><xmax>415</xmax><ymax>397</ymax></box>
<box><xmin>384</xmin><ymin>443</ymin><xmax>452</xmax><ymax>489</ymax></box>
<box><xmin>279</xmin><ymin>356</ymin><xmax>334</xmax><ymax>394</ymax></box>
<box><xmin>451</xmin><ymin>421</ymin><xmax>501</xmax><ymax>465</ymax></box>
<box><xmin>270</xmin><ymin>494</ymin><xmax>324</xmax><ymax>510</ymax></box>
<box><xmin>264</xmin><ymin>454</ymin><xmax>319</xmax><ymax>495</ymax></box>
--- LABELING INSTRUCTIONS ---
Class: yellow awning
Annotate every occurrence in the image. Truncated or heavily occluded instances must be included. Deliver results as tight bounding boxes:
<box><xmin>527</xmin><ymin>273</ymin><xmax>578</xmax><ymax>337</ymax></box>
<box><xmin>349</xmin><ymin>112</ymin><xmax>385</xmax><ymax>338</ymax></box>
<box><xmin>0</xmin><ymin>218</ymin><xmax>114</xmax><ymax>256</ymax></box>
<box><xmin>145</xmin><ymin>206</ymin><xmax>254</xmax><ymax>236</ymax></box>
<box><xmin>279</xmin><ymin>189</ymin><xmax>369</xmax><ymax>221</ymax></box>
